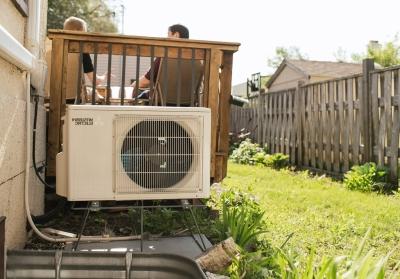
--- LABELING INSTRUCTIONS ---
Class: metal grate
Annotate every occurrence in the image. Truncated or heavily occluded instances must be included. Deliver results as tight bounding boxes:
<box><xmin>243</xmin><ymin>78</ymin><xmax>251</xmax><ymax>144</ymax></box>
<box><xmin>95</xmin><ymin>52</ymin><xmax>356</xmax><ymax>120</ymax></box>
<box><xmin>114</xmin><ymin>115</ymin><xmax>202</xmax><ymax>194</ymax></box>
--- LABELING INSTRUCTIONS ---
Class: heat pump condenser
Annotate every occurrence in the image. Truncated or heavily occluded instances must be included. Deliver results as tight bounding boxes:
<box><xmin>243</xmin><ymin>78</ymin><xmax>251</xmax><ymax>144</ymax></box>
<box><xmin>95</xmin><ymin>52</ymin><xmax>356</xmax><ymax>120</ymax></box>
<box><xmin>56</xmin><ymin>105</ymin><xmax>211</xmax><ymax>201</ymax></box>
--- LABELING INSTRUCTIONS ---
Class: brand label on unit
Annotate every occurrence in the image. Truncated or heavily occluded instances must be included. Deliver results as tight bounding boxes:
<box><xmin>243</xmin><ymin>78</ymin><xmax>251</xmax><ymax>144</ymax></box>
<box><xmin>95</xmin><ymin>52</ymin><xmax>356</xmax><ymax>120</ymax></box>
<box><xmin>72</xmin><ymin>117</ymin><xmax>94</xmax><ymax>126</ymax></box>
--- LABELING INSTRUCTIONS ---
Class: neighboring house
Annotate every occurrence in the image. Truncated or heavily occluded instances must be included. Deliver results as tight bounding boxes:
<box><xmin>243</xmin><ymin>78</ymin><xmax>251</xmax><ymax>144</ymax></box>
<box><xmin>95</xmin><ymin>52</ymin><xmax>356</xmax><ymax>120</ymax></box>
<box><xmin>0</xmin><ymin>0</ymin><xmax>47</xmax><ymax>248</ymax></box>
<box><xmin>266</xmin><ymin>59</ymin><xmax>363</xmax><ymax>92</ymax></box>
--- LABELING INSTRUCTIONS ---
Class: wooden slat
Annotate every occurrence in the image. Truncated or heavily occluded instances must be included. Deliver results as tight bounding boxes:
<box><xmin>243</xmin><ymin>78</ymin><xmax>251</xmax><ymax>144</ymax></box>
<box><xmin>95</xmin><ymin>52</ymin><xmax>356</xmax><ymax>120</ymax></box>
<box><xmin>287</xmin><ymin>90</ymin><xmax>293</xmax><ymax>159</ymax></box>
<box><xmin>377</xmin><ymin>73</ymin><xmax>387</xmax><ymax>166</ymax></box>
<box><xmin>280</xmin><ymin>91</ymin><xmax>287</xmax><ymax>153</ymax></box>
<box><xmin>361</xmin><ymin>59</ymin><xmax>375</xmax><ymax>162</ymax></box>
<box><xmin>353</xmin><ymin>78</ymin><xmax>362</xmax><ymax>164</ymax></box>
<box><xmin>333</xmin><ymin>81</ymin><xmax>341</xmax><ymax>172</ymax></box>
<box><xmin>276</xmin><ymin>93</ymin><xmax>283</xmax><ymax>153</ymax></box>
<box><xmin>47</xmin><ymin>38</ymin><xmax>66</xmax><ymax>176</ymax></box>
<box><xmin>316</xmin><ymin>84</ymin><xmax>323</xmax><ymax>169</ymax></box>
<box><xmin>371</xmin><ymin>73</ymin><xmax>380</xmax><ymax>165</ymax></box>
<box><xmin>384</xmin><ymin>71</ymin><xmax>392</xmax><ymax>168</ymax></box>
<box><xmin>215</xmin><ymin>52</ymin><xmax>233</xmax><ymax>182</ymax></box>
<box><xmin>338</xmin><ymin>79</ymin><xmax>348</xmax><ymax>172</ymax></box>
<box><xmin>320</xmin><ymin>83</ymin><xmax>327</xmax><ymax>170</ymax></box>
<box><xmin>303</xmin><ymin>86</ymin><xmax>310</xmax><ymax>166</ymax></box>
<box><xmin>309</xmin><ymin>86</ymin><xmax>316</xmax><ymax>168</ymax></box>
<box><xmin>266</xmin><ymin>94</ymin><xmax>273</xmax><ymax>151</ymax></box>
<box><xmin>326</xmin><ymin>81</ymin><xmax>335</xmax><ymax>171</ymax></box>
<box><xmin>347</xmin><ymin>78</ymin><xmax>354</xmax><ymax>167</ymax></box>
<box><xmin>388</xmin><ymin>70</ymin><xmax>400</xmax><ymax>185</ymax></box>
<box><xmin>296</xmin><ymin>84</ymin><xmax>304</xmax><ymax>165</ymax></box>
<box><xmin>69</xmin><ymin>42</ymin><xmax>206</xmax><ymax>60</ymax></box>
<box><xmin>202</xmin><ymin>51</ymin><xmax>211</xmax><ymax>107</ymax></box>
<box><xmin>270</xmin><ymin>94</ymin><xmax>276</xmax><ymax>153</ymax></box>
<box><xmin>49</xmin><ymin>30</ymin><xmax>241</xmax><ymax>51</ymax></box>
<box><xmin>258</xmin><ymin>94</ymin><xmax>264</xmax><ymax>144</ymax></box>
<box><xmin>208</xmin><ymin>48</ymin><xmax>222</xmax><ymax>180</ymax></box>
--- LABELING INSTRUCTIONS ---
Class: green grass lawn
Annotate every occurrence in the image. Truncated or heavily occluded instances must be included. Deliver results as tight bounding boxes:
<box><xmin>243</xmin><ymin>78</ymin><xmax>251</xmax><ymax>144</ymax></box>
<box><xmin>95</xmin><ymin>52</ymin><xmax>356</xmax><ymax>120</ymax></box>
<box><xmin>222</xmin><ymin>163</ymin><xmax>400</xmax><ymax>268</ymax></box>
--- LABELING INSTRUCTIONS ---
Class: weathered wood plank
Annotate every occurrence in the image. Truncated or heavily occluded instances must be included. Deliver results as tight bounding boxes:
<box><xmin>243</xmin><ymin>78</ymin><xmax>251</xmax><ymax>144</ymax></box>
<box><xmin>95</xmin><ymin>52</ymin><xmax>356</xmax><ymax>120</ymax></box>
<box><xmin>307</xmin><ymin>86</ymin><xmax>314</xmax><ymax>167</ymax></box>
<box><xmin>49</xmin><ymin>30</ymin><xmax>241</xmax><ymax>51</ymax></box>
<box><xmin>267</xmin><ymin>94</ymin><xmax>273</xmax><ymax>152</ymax></box>
<box><xmin>69</xmin><ymin>42</ymin><xmax>206</xmax><ymax>60</ymax></box>
<box><xmin>296</xmin><ymin>84</ymin><xmax>304</xmax><ymax>166</ymax></box>
<box><xmin>215</xmin><ymin>52</ymin><xmax>233</xmax><ymax>182</ymax></box>
<box><xmin>333</xmin><ymin>81</ymin><xmax>341</xmax><ymax>172</ymax></box>
<box><xmin>371</xmin><ymin>73</ymin><xmax>379</xmax><ymax>165</ymax></box>
<box><xmin>270</xmin><ymin>94</ymin><xmax>276</xmax><ymax>153</ymax></box>
<box><xmin>287</xmin><ymin>90</ymin><xmax>293</xmax><ymax>160</ymax></box>
<box><xmin>384</xmin><ymin>71</ymin><xmax>393</xmax><ymax>173</ymax></box>
<box><xmin>316</xmin><ymin>84</ymin><xmax>324</xmax><ymax>169</ymax></box>
<box><xmin>353</xmin><ymin>78</ymin><xmax>362</xmax><ymax>164</ymax></box>
<box><xmin>339</xmin><ymin>79</ymin><xmax>348</xmax><ymax>172</ymax></box>
<box><xmin>47</xmin><ymin>38</ymin><xmax>66</xmax><ymax>176</ymax></box>
<box><xmin>303</xmin><ymin>87</ymin><xmax>310</xmax><ymax>166</ymax></box>
<box><xmin>281</xmin><ymin>91</ymin><xmax>287</xmax><ymax>153</ymax></box>
<box><xmin>361</xmin><ymin>59</ymin><xmax>375</xmax><ymax>162</ymax></box>
<box><xmin>326</xmin><ymin>81</ymin><xmax>334</xmax><ymax>171</ymax></box>
<box><xmin>320</xmin><ymin>83</ymin><xmax>327</xmax><ymax>170</ymax></box>
<box><xmin>347</xmin><ymin>78</ymin><xmax>354</xmax><ymax>167</ymax></box>
<box><xmin>208</xmin><ymin>49</ymin><xmax>222</xmax><ymax>180</ymax></box>
<box><xmin>388</xmin><ymin>70</ymin><xmax>400</xmax><ymax>185</ymax></box>
<box><xmin>377</xmin><ymin>73</ymin><xmax>387</xmax><ymax>166</ymax></box>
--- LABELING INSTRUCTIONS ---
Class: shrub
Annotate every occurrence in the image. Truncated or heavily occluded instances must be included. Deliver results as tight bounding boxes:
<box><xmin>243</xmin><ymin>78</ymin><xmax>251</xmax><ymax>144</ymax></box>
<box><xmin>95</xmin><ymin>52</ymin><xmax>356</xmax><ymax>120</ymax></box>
<box><xmin>344</xmin><ymin>162</ymin><xmax>388</xmax><ymax>192</ymax></box>
<box><xmin>264</xmin><ymin>153</ymin><xmax>289</xmax><ymax>169</ymax></box>
<box><xmin>230</xmin><ymin>138</ymin><xmax>266</xmax><ymax>165</ymax></box>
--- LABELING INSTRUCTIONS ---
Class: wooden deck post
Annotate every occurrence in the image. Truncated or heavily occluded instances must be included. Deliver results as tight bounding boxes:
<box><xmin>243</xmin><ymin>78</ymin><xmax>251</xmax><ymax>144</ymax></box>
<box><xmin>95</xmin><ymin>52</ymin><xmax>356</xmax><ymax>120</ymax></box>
<box><xmin>208</xmin><ymin>48</ymin><xmax>223</xmax><ymax>180</ymax></box>
<box><xmin>361</xmin><ymin>59</ymin><xmax>375</xmax><ymax>163</ymax></box>
<box><xmin>47</xmin><ymin>38</ymin><xmax>67</xmax><ymax>176</ymax></box>
<box><xmin>215</xmin><ymin>52</ymin><xmax>234</xmax><ymax>181</ymax></box>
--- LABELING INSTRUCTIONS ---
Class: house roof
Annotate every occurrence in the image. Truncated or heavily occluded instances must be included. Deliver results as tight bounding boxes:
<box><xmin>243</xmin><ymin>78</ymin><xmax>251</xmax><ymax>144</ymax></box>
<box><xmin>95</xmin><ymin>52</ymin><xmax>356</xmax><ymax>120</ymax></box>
<box><xmin>266</xmin><ymin>59</ymin><xmax>363</xmax><ymax>88</ymax></box>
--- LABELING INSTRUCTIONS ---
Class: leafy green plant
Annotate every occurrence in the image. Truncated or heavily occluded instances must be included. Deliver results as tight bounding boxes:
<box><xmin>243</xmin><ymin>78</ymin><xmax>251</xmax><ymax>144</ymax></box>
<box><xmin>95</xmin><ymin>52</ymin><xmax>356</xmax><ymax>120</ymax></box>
<box><xmin>220</xmin><ymin>202</ymin><xmax>267</xmax><ymax>249</ymax></box>
<box><xmin>230</xmin><ymin>138</ymin><xmax>266</xmax><ymax>165</ymax></box>
<box><xmin>344</xmin><ymin>162</ymin><xmax>388</xmax><ymax>193</ymax></box>
<box><xmin>270</xmin><ymin>228</ymin><xmax>400</xmax><ymax>279</ymax></box>
<box><xmin>214</xmin><ymin>188</ymin><xmax>267</xmax><ymax>249</ymax></box>
<box><xmin>264</xmin><ymin>153</ymin><xmax>290</xmax><ymax>169</ymax></box>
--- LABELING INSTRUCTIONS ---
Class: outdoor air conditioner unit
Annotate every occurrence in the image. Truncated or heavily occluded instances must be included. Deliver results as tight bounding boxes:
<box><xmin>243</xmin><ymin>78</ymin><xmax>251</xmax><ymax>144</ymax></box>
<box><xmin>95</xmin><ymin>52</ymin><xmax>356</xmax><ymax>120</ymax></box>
<box><xmin>56</xmin><ymin>105</ymin><xmax>211</xmax><ymax>201</ymax></box>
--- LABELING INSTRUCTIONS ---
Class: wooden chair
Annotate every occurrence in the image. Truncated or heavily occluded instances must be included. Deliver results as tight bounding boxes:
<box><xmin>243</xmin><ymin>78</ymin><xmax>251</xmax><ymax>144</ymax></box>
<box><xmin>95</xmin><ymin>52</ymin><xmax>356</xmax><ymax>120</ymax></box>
<box><xmin>150</xmin><ymin>58</ymin><xmax>204</xmax><ymax>106</ymax></box>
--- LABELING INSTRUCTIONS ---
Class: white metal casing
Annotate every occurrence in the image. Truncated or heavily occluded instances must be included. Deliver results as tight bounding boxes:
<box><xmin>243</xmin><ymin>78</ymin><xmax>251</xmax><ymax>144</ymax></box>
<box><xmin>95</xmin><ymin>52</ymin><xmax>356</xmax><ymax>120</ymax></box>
<box><xmin>56</xmin><ymin>105</ymin><xmax>211</xmax><ymax>201</ymax></box>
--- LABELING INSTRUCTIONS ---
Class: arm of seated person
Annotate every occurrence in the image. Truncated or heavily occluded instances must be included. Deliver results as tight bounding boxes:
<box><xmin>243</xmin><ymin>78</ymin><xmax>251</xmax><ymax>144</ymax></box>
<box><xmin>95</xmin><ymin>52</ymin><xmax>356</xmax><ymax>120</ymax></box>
<box><xmin>131</xmin><ymin>76</ymin><xmax>150</xmax><ymax>98</ymax></box>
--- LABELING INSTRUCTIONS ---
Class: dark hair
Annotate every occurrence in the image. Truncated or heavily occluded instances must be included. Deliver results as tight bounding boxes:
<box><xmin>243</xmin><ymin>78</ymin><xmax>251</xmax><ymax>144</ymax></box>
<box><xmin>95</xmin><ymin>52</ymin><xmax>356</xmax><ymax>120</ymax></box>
<box><xmin>168</xmin><ymin>24</ymin><xmax>189</xmax><ymax>39</ymax></box>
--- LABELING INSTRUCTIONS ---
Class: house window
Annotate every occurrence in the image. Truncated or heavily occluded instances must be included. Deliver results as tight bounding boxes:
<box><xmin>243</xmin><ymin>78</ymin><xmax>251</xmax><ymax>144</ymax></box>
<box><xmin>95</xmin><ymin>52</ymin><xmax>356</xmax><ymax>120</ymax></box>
<box><xmin>11</xmin><ymin>0</ymin><xmax>28</xmax><ymax>17</ymax></box>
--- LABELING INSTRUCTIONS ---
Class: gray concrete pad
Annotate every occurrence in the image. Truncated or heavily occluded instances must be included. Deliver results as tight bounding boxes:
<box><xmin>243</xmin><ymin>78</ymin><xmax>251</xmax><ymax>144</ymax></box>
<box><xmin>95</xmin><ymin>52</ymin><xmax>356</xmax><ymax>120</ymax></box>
<box><xmin>66</xmin><ymin>234</ymin><xmax>212</xmax><ymax>259</ymax></box>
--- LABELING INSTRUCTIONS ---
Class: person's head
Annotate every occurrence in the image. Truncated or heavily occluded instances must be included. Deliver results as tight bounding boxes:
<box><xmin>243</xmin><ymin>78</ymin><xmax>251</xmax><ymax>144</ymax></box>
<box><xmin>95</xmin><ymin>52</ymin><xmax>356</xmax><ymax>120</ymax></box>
<box><xmin>168</xmin><ymin>24</ymin><xmax>189</xmax><ymax>39</ymax></box>
<box><xmin>63</xmin><ymin>16</ymin><xmax>87</xmax><ymax>31</ymax></box>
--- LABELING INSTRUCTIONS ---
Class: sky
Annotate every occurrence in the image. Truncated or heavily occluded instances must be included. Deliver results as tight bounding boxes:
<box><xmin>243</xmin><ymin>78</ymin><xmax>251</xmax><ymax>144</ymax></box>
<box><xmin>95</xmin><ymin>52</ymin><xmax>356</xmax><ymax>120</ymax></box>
<box><xmin>110</xmin><ymin>0</ymin><xmax>400</xmax><ymax>85</ymax></box>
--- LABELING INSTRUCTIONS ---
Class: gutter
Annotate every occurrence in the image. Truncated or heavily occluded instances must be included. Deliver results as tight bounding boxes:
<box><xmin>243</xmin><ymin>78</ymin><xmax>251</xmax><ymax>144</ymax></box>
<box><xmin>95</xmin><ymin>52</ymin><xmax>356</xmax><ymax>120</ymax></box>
<box><xmin>0</xmin><ymin>25</ymin><xmax>34</xmax><ymax>71</ymax></box>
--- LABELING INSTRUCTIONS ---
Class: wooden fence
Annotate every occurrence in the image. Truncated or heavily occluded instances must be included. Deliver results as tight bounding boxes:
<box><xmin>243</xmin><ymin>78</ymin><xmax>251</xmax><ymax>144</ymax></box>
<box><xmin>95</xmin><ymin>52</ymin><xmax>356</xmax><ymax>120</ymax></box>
<box><xmin>231</xmin><ymin>59</ymin><xmax>400</xmax><ymax>185</ymax></box>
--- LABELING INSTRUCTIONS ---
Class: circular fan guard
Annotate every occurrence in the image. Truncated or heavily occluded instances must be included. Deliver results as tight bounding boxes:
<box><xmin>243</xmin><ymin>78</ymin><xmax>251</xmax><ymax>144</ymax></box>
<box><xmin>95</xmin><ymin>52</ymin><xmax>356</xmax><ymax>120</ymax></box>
<box><xmin>121</xmin><ymin>120</ymin><xmax>193</xmax><ymax>188</ymax></box>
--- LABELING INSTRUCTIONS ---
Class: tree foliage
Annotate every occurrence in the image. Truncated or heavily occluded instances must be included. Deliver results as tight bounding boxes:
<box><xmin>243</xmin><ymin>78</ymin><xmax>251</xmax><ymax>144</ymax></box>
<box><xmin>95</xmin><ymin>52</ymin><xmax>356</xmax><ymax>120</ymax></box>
<box><xmin>47</xmin><ymin>0</ymin><xmax>118</xmax><ymax>33</ymax></box>
<box><xmin>267</xmin><ymin>46</ymin><xmax>308</xmax><ymax>69</ymax></box>
<box><xmin>350</xmin><ymin>37</ymin><xmax>400</xmax><ymax>67</ymax></box>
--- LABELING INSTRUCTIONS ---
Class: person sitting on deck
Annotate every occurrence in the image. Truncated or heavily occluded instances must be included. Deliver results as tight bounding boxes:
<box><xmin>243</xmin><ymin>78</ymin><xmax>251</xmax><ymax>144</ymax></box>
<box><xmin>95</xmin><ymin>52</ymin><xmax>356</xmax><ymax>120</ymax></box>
<box><xmin>45</xmin><ymin>17</ymin><xmax>106</xmax><ymax>104</ymax></box>
<box><xmin>130</xmin><ymin>24</ymin><xmax>203</xmax><ymax>106</ymax></box>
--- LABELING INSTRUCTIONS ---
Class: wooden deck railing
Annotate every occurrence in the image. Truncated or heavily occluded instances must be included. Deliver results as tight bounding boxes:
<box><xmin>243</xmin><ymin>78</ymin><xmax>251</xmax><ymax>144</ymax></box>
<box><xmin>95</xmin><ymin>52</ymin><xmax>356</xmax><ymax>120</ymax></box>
<box><xmin>47</xmin><ymin>30</ymin><xmax>240</xmax><ymax>182</ymax></box>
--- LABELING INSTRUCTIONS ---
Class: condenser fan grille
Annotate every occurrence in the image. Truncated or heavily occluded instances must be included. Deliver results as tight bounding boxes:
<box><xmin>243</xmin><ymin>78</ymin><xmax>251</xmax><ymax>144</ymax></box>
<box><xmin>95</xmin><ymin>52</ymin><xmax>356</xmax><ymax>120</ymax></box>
<box><xmin>115</xmin><ymin>115</ymin><xmax>202</xmax><ymax>193</ymax></box>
